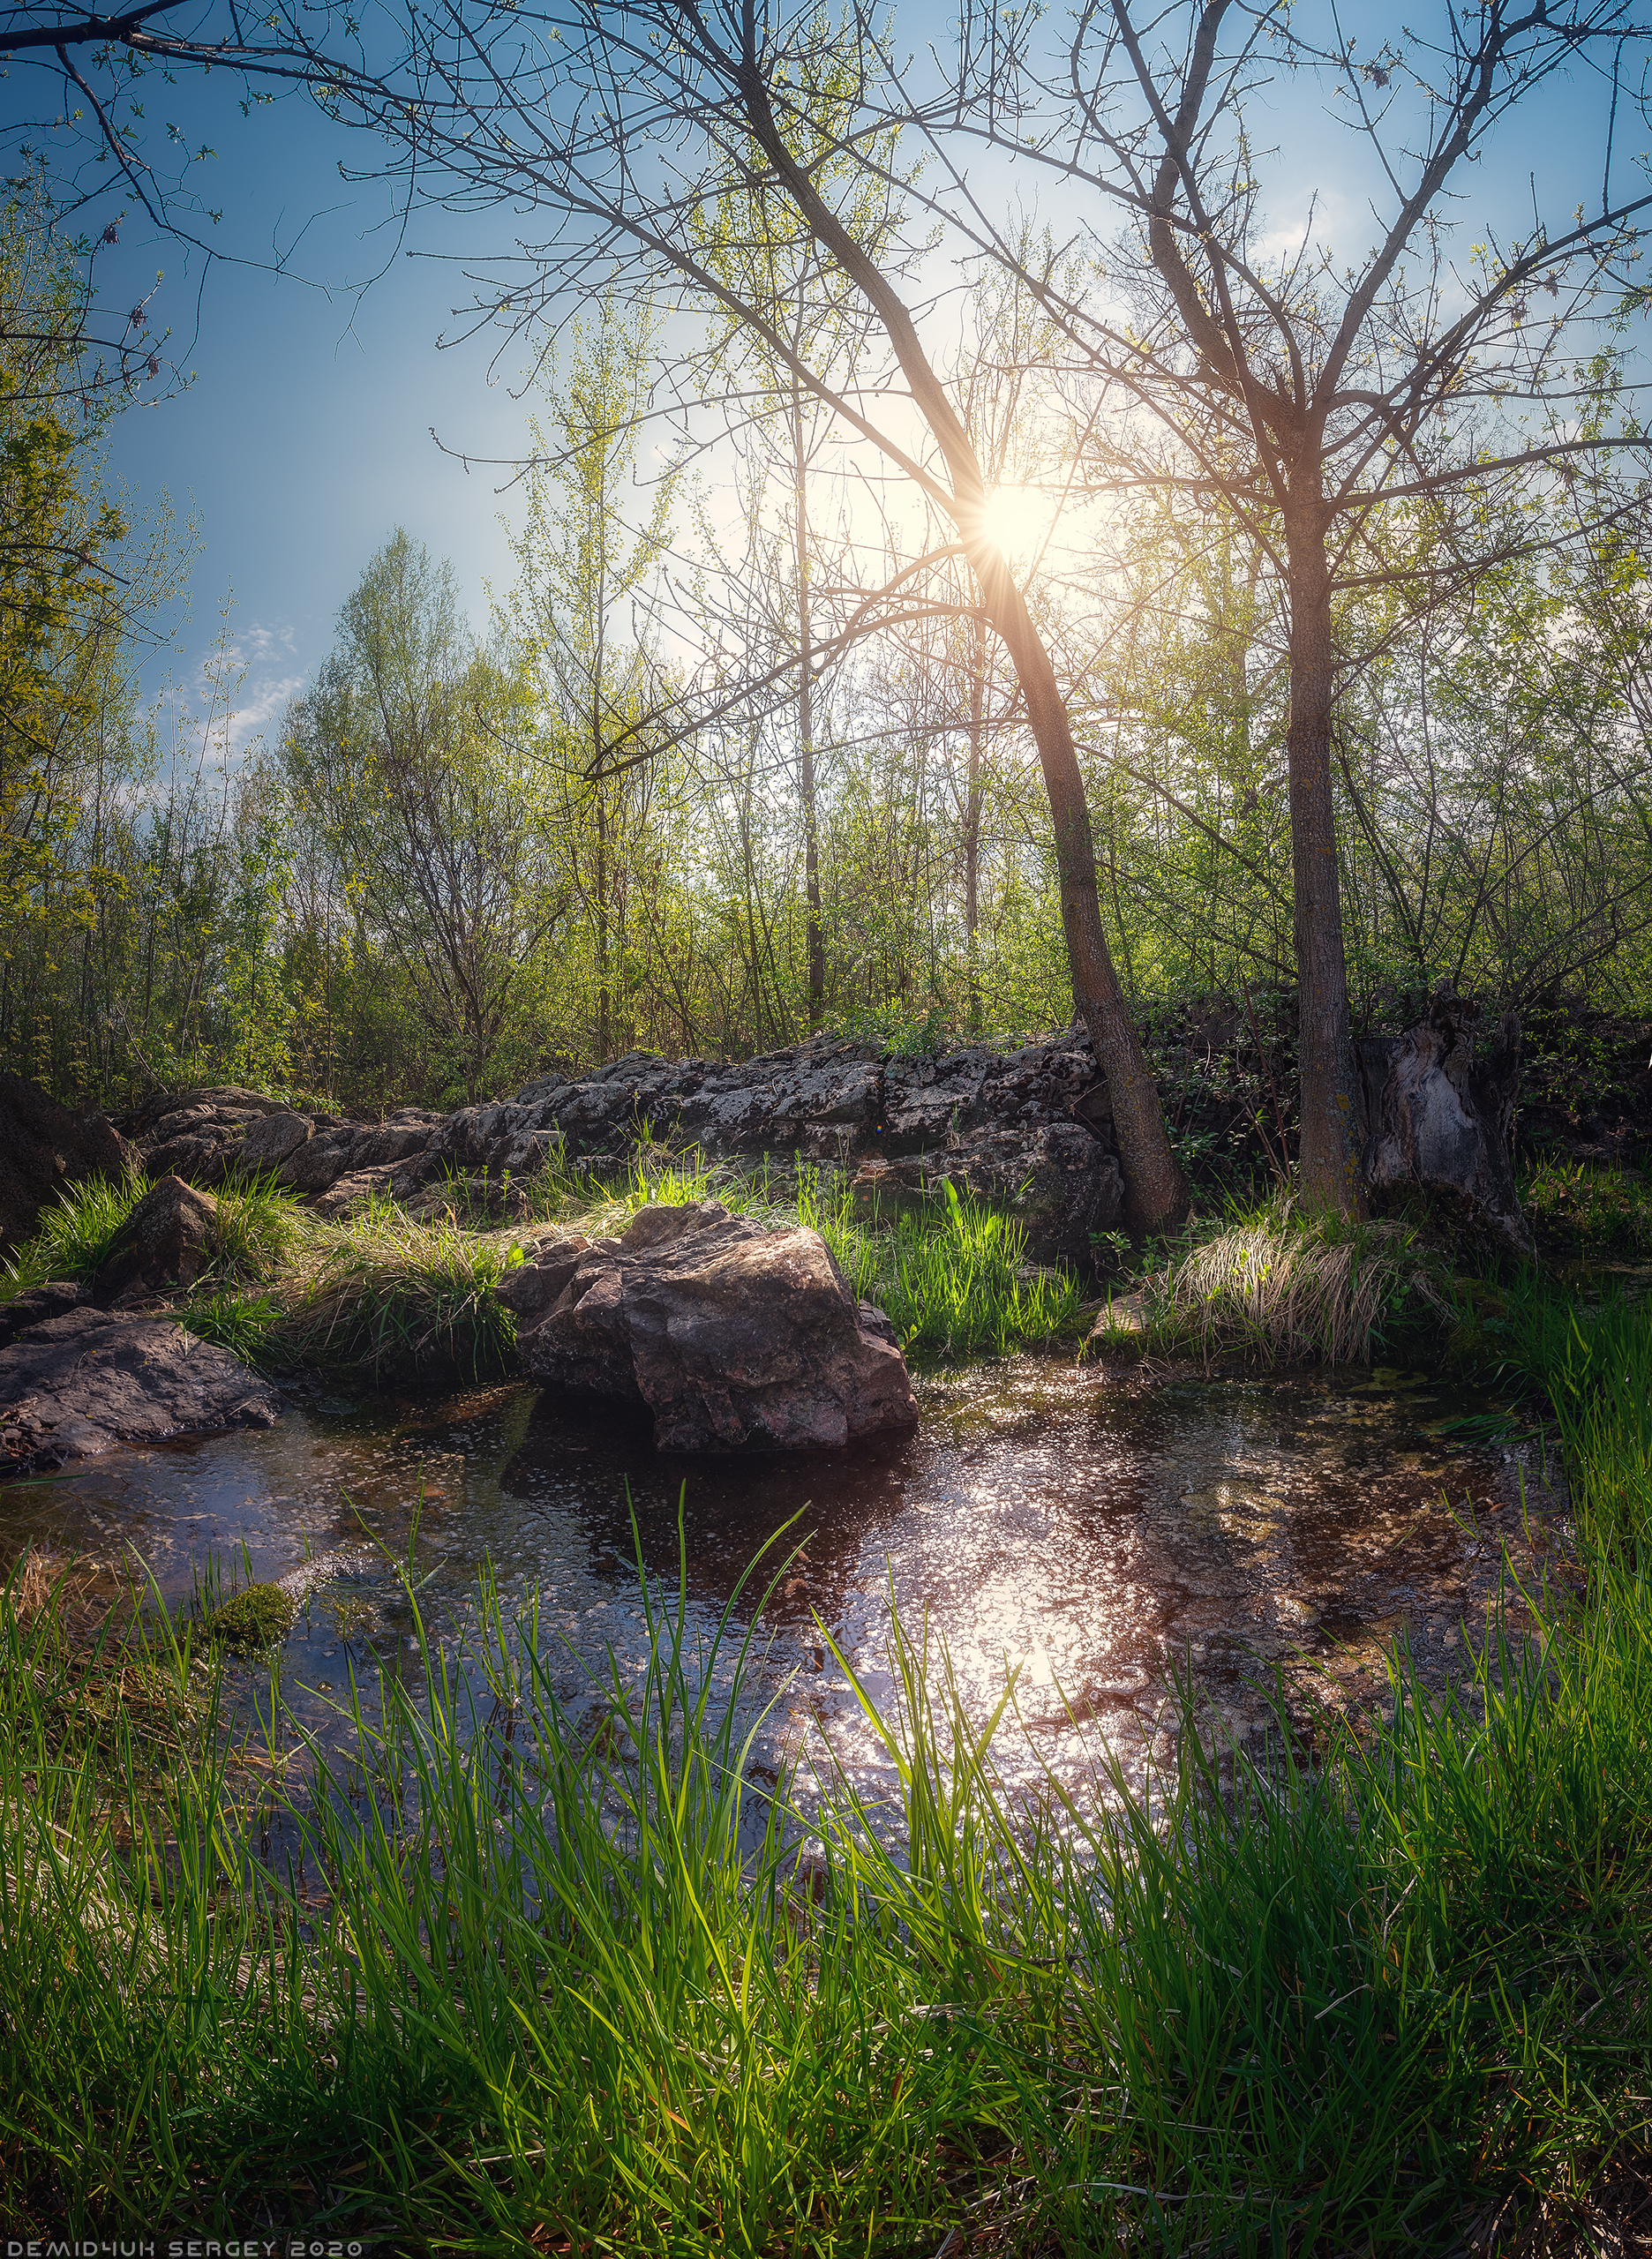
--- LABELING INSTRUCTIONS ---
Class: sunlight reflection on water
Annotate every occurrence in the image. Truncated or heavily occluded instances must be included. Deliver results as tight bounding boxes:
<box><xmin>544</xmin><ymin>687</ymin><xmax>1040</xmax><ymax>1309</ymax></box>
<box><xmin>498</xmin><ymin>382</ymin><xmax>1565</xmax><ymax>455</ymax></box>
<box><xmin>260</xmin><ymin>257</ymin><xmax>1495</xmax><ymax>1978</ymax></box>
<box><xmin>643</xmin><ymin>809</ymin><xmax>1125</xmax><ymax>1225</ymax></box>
<box><xmin>0</xmin><ymin>1353</ymin><xmax>1565</xmax><ymax>1825</ymax></box>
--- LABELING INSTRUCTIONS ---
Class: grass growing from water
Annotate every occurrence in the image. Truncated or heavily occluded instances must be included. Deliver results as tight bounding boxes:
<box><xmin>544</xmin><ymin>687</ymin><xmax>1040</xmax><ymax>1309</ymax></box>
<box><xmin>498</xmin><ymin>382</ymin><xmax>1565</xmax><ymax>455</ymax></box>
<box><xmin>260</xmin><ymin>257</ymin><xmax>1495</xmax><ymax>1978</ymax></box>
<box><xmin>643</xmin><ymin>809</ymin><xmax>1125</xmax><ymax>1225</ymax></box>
<box><xmin>3</xmin><ymin>1292</ymin><xmax>1650</xmax><ymax>2243</ymax></box>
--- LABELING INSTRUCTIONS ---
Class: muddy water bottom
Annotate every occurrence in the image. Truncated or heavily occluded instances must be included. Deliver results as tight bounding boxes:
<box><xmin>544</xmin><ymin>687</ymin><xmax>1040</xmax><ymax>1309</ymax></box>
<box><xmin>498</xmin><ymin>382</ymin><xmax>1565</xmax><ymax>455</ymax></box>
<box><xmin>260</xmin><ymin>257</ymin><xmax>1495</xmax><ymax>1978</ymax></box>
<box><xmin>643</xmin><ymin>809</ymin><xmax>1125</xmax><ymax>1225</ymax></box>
<box><xmin>0</xmin><ymin>1357</ymin><xmax>1566</xmax><ymax>1805</ymax></box>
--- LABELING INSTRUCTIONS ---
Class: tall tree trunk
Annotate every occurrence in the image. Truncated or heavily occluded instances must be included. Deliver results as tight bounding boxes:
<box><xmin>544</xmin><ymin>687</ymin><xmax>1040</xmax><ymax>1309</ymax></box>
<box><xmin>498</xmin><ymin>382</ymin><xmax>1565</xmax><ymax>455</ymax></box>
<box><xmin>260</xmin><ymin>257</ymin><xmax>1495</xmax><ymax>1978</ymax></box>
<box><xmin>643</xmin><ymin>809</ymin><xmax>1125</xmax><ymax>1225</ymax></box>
<box><xmin>792</xmin><ymin>396</ymin><xmax>825</xmax><ymax>1032</ymax></box>
<box><xmin>980</xmin><ymin>551</ymin><xmax>1187</xmax><ymax>1234</ymax></box>
<box><xmin>965</xmin><ymin>610</ymin><xmax>985</xmax><ymax>1038</ymax></box>
<box><xmin>1285</xmin><ymin>506</ymin><xmax>1363</xmax><ymax>1214</ymax></box>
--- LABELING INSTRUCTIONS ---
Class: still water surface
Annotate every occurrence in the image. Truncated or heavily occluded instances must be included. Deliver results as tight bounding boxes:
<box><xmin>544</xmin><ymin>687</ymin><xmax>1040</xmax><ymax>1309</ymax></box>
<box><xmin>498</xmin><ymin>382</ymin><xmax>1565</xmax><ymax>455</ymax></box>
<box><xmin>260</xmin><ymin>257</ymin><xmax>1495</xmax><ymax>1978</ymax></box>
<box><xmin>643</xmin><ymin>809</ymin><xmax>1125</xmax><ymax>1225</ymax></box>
<box><xmin>0</xmin><ymin>1357</ymin><xmax>1562</xmax><ymax>1806</ymax></box>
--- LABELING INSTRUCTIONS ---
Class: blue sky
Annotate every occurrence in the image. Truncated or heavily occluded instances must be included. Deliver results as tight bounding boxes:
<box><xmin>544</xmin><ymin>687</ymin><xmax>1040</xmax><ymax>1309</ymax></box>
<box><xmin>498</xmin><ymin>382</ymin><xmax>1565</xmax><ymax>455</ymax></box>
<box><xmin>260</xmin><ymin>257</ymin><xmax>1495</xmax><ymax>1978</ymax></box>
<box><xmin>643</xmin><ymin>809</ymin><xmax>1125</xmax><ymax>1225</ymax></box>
<box><xmin>1</xmin><ymin>3</ymin><xmax>1637</xmax><ymax>754</ymax></box>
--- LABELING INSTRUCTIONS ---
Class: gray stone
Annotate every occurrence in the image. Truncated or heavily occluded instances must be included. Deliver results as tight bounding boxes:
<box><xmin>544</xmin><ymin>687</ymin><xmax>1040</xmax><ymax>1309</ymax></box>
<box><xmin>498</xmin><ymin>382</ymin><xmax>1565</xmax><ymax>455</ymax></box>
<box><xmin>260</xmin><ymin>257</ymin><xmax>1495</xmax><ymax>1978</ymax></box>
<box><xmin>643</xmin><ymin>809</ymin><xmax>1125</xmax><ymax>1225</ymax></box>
<box><xmin>0</xmin><ymin>1307</ymin><xmax>280</xmax><ymax>1471</ymax></box>
<box><xmin>0</xmin><ymin>1072</ymin><xmax>134</xmax><ymax>1252</ymax></box>
<box><xmin>500</xmin><ymin>1199</ymin><xmax>917</xmax><ymax>1451</ymax></box>
<box><xmin>93</xmin><ymin>1176</ymin><xmax>220</xmax><ymax>1307</ymax></box>
<box><xmin>0</xmin><ymin>1280</ymin><xmax>88</xmax><ymax>1350</ymax></box>
<box><xmin>239</xmin><ymin>1110</ymin><xmax>314</xmax><ymax>1167</ymax></box>
<box><xmin>851</xmin><ymin>1122</ymin><xmax>1124</xmax><ymax>1265</ymax></box>
<box><xmin>278</xmin><ymin>1128</ymin><xmax>364</xmax><ymax>1192</ymax></box>
<box><xmin>111</xmin><ymin>1028</ymin><xmax>1124</xmax><ymax>1258</ymax></box>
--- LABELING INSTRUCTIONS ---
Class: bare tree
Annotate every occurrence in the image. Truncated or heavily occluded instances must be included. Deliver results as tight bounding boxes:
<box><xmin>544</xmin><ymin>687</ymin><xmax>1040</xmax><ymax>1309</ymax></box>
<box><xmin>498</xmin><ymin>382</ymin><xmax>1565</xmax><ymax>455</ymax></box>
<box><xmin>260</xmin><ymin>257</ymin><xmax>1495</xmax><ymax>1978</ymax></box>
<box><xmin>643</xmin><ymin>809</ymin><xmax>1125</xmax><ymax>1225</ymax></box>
<box><xmin>3</xmin><ymin>0</ymin><xmax>1191</xmax><ymax>1231</ymax></box>
<box><xmin>940</xmin><ymin>0</ymin><xmax>1652</xmax><ymax>1208</ymax></box>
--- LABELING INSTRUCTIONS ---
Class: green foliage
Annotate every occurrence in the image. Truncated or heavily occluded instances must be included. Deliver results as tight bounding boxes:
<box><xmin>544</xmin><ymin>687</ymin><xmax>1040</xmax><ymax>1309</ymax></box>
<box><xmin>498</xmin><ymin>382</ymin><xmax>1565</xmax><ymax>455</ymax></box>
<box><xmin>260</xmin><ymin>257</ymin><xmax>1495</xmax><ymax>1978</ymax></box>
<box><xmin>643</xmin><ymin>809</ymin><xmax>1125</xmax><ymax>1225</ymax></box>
<box><xmin>202</xmin><ymin>1582</ymin><xmax>296</xmax><ymax>1655</ymax></box>
<box><xmin>1520</xmin><ymin>1157</ymin><xmax>1652</xmax><ymax>1256</ymax></box>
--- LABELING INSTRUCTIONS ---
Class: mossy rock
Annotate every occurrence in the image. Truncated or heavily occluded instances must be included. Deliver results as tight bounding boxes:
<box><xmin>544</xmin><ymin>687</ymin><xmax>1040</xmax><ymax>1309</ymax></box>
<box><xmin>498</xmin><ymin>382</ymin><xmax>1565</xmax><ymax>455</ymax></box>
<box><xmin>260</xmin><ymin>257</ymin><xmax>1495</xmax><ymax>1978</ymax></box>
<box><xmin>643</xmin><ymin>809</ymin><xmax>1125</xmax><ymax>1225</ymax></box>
<box><xmin>205</xmin><ymin>1582</ymin><xmax>296</xmax><ymax>1655</ymax></box>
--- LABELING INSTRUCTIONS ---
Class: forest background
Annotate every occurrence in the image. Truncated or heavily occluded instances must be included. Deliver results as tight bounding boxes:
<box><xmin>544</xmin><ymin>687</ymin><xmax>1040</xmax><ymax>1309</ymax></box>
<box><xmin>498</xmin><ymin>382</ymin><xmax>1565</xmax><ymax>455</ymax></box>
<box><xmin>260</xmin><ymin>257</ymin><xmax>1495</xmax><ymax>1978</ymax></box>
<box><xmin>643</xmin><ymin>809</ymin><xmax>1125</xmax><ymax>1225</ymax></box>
<box><xmin>4</xmin><ymin>4</ymin><xmax>1652</xmax><ymax>1140</ymax></box>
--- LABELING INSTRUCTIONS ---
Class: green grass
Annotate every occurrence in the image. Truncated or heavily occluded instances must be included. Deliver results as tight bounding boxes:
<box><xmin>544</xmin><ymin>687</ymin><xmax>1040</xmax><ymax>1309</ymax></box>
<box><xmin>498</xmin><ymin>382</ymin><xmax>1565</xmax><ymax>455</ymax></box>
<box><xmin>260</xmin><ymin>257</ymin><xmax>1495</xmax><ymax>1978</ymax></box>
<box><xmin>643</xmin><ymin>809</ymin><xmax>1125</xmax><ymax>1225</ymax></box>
<box><xmin>614</xmin><ymin>1150</ymin><xmax>1087</xmax><ymax>1362</ymax></box>
<box><xmin>2</xmin><ymin>1167</ymin><xmax>304</xmax><ymax>1305</ymax></box>
<box><xmin>1</xmin><ymin>1167</ymin><xmax>146</xmax><ymax>1295</ymax></box>
<box><xmin>274</xmin><ymin>1206</ymin><xmax>521</xmax><ymax>1378</ymax></box>
<box><xmin>4</xmin><ymin>1294</ymin><xmax>1651</xmax><ymax>2242</ymax></box>
<box><xmin>1521</xmin><ymin>1156</ymin><xmax>1652</xmax><ymax>1256</ymax></box>
<box><xmin>1142</xmin><ymin>1196</ymin><xmax>1452</xmax><ymax>1365</ymax></box>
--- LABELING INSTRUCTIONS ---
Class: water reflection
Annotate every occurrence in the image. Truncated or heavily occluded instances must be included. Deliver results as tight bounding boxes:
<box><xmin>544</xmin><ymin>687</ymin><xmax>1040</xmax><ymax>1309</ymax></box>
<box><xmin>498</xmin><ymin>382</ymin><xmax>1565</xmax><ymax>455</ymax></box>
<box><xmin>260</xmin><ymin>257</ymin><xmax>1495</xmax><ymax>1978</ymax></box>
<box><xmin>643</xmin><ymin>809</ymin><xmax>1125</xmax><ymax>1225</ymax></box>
<box><xmin>0</xmin><ymin>1356</ymin><xmax>1563</xmax><ymax>1806</ymax></box>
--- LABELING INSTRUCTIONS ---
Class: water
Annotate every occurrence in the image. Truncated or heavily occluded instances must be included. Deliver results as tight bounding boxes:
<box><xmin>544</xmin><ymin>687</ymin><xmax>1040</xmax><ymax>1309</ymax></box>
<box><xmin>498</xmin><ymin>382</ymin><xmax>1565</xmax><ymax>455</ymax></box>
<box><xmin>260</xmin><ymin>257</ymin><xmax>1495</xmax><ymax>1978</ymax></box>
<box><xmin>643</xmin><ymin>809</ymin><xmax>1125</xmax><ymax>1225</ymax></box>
<box><xmin>0</xmin><ymin>1356</ymin><xmax>1565</xmax><ymax>1809</ymax></box>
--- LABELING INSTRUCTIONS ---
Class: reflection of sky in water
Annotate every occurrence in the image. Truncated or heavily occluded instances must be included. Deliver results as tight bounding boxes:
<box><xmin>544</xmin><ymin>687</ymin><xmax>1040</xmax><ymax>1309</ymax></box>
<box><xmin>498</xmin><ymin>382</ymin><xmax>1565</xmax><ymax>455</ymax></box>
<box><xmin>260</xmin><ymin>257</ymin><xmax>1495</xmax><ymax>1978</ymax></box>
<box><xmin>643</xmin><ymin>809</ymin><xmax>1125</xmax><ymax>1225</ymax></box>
<box><xmin>0</xmin><ymin>1358</ymin><xmax>1556</xmax><ymax>1824</ymax></box>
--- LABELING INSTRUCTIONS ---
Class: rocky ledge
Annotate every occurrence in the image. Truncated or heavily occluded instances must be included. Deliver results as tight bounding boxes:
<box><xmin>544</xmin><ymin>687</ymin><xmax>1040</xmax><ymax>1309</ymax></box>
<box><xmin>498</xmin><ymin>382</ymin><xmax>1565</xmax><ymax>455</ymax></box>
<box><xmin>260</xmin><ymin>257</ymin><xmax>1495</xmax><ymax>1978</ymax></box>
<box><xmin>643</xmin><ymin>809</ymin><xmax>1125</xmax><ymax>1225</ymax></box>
<box><xmin>114</xmin><ymin>1032</ymin><xmax>1125</xmax><ymax>1265</ymax></box>
<box><xmin>0</xmin><ymin>1307</ymin><xmax>281</xmax><ymax>1472</ymax></box>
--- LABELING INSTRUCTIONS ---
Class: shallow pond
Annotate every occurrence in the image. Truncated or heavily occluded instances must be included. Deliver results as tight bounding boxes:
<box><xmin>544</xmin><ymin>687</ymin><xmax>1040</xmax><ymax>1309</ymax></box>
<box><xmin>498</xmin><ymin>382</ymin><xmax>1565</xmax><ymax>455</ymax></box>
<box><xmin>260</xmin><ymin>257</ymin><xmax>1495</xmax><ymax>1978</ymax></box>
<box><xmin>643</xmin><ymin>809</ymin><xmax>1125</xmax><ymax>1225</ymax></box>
<box><xmin>0</xmin><ymin>1350</ymin><xmax>1569</xmax><ymax>1814</ymax></box>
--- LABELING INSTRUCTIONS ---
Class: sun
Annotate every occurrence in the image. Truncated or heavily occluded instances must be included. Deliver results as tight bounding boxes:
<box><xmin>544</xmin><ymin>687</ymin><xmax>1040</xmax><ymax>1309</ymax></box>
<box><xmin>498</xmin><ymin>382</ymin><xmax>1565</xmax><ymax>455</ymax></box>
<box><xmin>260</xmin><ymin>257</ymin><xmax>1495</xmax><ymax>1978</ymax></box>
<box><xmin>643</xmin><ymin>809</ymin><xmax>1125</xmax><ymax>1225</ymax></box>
<box><xmin>980</xmin><ymin>483</ymin><xmax>1055</xmax><ymax>560</ymax></box>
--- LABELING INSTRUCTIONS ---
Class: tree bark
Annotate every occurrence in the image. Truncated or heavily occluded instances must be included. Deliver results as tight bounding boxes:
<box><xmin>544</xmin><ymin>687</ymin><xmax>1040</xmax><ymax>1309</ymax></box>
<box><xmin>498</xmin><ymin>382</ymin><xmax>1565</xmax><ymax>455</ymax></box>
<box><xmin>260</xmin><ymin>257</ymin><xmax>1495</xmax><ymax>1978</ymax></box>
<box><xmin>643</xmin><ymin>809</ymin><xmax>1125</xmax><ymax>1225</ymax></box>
<box><xmin>1284</xmin><ymin>504</ymin><xmax>1363</xmax><ymax>1213</ymax></box>
<box><xmin>792</xmin><ymin>395</ymin><xmax>824</xmax><ymax>1031</ymax></box>
<box><xmin>980</xmin><ymin>551</ymin><xmax>1188</xmax><ymax>1234</ymax></box>
<box><xmin>964</xmin><ymin>609</ymin><xmax>985</xmax><ymax>1037</ymax></box>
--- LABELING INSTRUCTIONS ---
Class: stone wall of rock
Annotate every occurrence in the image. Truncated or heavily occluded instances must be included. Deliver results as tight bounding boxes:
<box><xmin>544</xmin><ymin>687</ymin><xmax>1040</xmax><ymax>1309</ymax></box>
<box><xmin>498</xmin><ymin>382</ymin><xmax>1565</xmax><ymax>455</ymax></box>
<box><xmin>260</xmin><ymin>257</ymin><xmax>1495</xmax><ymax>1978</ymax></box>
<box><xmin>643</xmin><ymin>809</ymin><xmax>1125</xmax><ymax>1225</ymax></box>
<box><xmin>110</xmin><ymin>1030</ymin><xmax>1124</xmax><ymax>1265</ymax></box>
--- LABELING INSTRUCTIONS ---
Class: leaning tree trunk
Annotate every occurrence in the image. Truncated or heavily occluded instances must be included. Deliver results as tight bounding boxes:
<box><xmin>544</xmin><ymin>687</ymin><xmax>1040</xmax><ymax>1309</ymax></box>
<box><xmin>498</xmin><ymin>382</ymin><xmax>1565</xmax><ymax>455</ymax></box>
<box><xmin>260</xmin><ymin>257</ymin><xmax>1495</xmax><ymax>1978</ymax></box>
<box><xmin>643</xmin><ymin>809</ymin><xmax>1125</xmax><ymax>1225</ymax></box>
<box><xmin>981</xmin><ymin>552</ymin><xmax>1189</xmax><ymax>1235</ymax></box>
<box><xmin>1284</xmin><ymin>507</ymin><xmax>1363</xmax><ymax>1216</ymax></box>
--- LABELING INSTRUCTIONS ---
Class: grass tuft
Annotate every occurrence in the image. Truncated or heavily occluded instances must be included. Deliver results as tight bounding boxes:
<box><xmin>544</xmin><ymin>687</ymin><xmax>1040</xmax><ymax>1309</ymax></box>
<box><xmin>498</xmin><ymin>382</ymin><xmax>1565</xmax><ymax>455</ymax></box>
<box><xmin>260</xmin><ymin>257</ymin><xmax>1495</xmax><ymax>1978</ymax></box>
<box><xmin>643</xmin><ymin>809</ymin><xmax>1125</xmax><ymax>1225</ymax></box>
<box><xmin>202</xmin><ymin>1582</ymin><xmax>296</xmax><ymax>1654</ymax></box>
<box><xmin>1149</xmin><ymin>1199</ymin><xmax>1449</xmax><ymax>1364</ymax></box>
<box><xmin>276</xmin><ymin>1208</ymin><xmax>520</xmax><ymax>1378</ymax></box>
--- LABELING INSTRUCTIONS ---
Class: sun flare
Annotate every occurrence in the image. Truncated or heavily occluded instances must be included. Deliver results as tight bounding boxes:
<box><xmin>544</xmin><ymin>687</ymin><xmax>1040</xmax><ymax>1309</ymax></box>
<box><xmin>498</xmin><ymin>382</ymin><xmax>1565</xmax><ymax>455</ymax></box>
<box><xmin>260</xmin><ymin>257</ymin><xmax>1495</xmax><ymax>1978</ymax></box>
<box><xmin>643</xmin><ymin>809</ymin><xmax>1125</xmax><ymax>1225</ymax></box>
<box><xmin>980</xmin><ymin>483</ymin><xmax>1055</xmax><ymax>559</ymax></box>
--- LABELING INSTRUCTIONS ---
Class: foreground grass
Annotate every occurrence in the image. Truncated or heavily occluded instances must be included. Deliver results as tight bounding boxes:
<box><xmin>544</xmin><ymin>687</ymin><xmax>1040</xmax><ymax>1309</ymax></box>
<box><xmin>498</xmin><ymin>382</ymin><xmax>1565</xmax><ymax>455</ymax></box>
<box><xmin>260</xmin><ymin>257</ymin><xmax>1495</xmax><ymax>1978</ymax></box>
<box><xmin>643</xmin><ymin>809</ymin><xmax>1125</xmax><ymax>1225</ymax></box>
<box><xmin>2</xmin><ymin>1289</ymin><xmax>1650</xmax><ymax>2246</ymax></box>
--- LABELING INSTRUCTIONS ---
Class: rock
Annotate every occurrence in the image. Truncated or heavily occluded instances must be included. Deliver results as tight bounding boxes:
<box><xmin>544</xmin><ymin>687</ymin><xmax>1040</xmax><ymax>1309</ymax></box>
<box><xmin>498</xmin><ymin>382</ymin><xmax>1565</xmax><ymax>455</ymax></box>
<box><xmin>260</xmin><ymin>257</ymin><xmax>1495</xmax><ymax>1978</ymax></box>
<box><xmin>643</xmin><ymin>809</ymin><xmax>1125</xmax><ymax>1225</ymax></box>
<box><xmin>1360</xmin><ymin>985</ymin><xmax>1532</xmax><ymax>1254</ymax></box>
<box><xmin>0</xmin><ymin>1280</ymin><xmax>88</xmax><ymax>1350</ymax></box>
<box><xmin>0</xmin><ymin>1308</ymin><xmax>280</xmax><ymax>1471</ymax></box>
<box><xmin>1084</xmin><ymin>1289</ymin><xmax>1148</xmax><ymax>1351</ymax></box>
<box><xmin>114</xmin><ymin>1028</ymin><xmax>1125</xmax><ymax>1259</ymax></box>
<box><xmin>92</xmin><ymin>1177</ymin><xmax>219</xmax><ymax>1308</ymax></box>
<box><xmin>851</xmin><ymin>1122</ymin><xmax>1124</xmax><ymax>1265</ymax></box>
<box><xmin>0</xmin><ymin>1071</ymin><xmax>134</xmax><ymax>1252</ymax></box>
<box><xmin>239</xmin><ymin>1109</ymin><xmax>313</xmax><ymax>1167</ymax></box>
<box><xmin>500</xmin><ymin>1199</ymin><xmax>918</xmax><ymax>1451</ymax></box>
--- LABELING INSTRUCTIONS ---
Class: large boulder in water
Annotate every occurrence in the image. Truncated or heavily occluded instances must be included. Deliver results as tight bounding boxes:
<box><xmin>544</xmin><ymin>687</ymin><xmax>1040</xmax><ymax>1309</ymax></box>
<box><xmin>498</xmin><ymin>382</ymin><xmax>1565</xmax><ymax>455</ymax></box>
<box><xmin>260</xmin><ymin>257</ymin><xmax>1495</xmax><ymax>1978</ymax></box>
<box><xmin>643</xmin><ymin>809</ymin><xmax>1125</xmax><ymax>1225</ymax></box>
<box><xmin>0</xmin><ymin>1072</ymin><xmax>133</xmax><ymax>1253</ymax></box>
<box><xmin>0</xmin><ymin>1307</ymin><xmax>279</xmax><ymax>1471</ymax></box>
<box><xmin>499</xmin><ymin>1199</ymin><xmax>918</xmax><ymax>1452</ymax></box>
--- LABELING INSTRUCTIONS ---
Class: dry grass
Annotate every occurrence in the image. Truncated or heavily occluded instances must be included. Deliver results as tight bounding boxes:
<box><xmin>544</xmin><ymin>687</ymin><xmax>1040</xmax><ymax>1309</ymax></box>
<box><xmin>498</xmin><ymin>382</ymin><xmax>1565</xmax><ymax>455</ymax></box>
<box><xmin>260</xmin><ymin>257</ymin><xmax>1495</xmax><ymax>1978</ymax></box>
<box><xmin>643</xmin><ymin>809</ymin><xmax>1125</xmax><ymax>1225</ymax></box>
<box><xmin>1151</xmin><ymin>1206</ymin><xmax>1449</xmax><ymax>1365</ymax></box>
